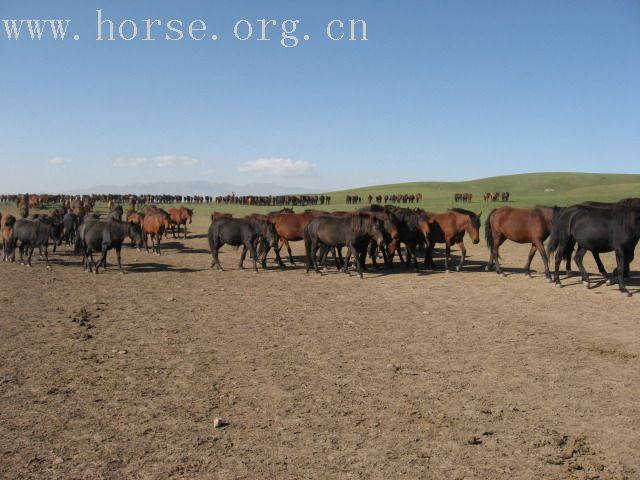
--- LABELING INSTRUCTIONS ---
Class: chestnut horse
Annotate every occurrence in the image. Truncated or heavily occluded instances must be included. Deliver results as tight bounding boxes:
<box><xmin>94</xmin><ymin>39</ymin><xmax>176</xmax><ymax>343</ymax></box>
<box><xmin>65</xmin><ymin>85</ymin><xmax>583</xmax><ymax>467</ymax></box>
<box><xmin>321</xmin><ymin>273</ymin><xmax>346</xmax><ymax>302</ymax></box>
<box><xmin>425</xmin><ymin>208</ymin><xmax>482</xmax><ymax>272</ymax></box>
<box><xmin>168</xmin><ymin>207</ymin><xmax>194</xmax><ymax>239</ymax></box>
<box><xmin>142</xmin><ymin>211</ymin><xmax>170</xmax><ymax>255</ymax></box>
<box><xmin>267</xmin><ymin>210</ymin><xmax>326</xmax><ymax>266</ymax></box>
<box><xmin>484</xmin><ymin>206</ymin><xmax>554</xmax><ymax>280</ymax></box>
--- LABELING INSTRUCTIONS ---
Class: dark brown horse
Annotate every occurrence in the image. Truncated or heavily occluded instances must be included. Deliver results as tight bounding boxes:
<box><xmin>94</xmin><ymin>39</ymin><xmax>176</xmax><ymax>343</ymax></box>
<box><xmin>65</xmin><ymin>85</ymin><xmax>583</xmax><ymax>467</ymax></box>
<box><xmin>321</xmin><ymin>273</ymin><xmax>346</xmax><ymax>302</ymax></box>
<box><xmin>484</xmin><ymin>206</ymin><xmax>554</xmax><ymax>280</ymax></box>
<box><xmin>425</xmin><ymin>208</ymin><xmax>481</xmax><ymax>272</ymax></box>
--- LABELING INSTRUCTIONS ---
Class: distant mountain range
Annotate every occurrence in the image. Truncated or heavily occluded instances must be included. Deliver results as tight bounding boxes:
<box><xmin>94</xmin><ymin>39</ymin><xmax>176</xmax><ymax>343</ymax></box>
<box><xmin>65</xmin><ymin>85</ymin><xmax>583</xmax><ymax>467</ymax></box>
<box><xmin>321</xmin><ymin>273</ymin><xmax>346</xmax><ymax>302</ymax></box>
<box><xmin>67</xmin><ymin>181</ymin><xmax>319</xmax><ymax>196</ymax></box>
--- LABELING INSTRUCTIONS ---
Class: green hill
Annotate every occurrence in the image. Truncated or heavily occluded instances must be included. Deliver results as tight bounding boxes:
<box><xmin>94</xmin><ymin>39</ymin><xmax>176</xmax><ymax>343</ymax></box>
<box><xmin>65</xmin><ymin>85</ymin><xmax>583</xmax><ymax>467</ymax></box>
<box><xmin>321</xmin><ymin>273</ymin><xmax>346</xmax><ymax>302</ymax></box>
<box><xmin>328</xmin><ymin>172</ymin><xmax>640</xmax><ymax>211</ymax></box>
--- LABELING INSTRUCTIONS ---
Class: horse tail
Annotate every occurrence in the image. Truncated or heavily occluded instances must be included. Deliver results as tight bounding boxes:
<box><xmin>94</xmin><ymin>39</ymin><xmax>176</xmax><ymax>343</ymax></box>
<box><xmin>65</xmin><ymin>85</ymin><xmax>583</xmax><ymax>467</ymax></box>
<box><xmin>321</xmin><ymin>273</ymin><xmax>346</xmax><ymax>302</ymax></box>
<box><xmin>484</xmin><ymin>208</ymin><xmax>497</xmax><ymax>253</ymax></box>
<box><xmin>546</xmin><ymin>206</ymin><xmax>563</xmax><ymax>255</ymax></box>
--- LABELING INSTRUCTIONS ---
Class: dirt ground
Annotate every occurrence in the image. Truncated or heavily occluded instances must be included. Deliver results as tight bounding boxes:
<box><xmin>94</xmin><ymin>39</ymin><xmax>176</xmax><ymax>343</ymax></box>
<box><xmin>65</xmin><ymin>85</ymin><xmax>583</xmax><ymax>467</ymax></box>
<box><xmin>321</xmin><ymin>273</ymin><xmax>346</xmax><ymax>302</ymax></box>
<box><xmin>1</xmin><ymin>225</ymin><xmax>639</xmax><ymax>479</ymax></box>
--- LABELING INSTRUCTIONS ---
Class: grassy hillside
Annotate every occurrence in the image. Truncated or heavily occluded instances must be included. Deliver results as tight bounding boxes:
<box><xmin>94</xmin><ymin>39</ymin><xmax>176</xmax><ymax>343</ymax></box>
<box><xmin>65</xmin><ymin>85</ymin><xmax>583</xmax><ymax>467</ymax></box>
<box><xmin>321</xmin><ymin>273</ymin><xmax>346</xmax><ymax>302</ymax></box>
<box><xmin>329</xmin><ymin>172</ymin><xmax>640</xmax><ymax>211</ymax></box>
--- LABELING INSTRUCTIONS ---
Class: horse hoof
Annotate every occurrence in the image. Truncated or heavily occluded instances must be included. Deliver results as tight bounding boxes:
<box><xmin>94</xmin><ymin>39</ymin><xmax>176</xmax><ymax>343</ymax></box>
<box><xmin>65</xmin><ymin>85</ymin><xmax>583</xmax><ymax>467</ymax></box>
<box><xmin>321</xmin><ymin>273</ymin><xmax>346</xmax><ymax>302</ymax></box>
<box><xmin>606</xmin><ymin>279</ymin><xmax>613</xmax><ymax>286</ymax></box>
<box><xmin>583</xmin><ymin>282</ymin><xmax>590</xmax><ymax>289</ymax></box>
<box><xmin>445</xmin><ymin>269</ymin><xmax>450</xmax><ymax>274</ymax></box>
<box><xmin>622</xmin><ymin>291</ymin><xmax>631</xmax><ymax>297</ymax></box>
<box><xmin>484</xmin><ymin>265</ymin><xmax>490</xmax><ymax>272</ymax></box>
<box><xmin>500</xmin><ymin>272</ymin><xmax>506</xmax><ymax>278</ymax></box>
<box><xmin>46</xmin><ymin>266</ymin><xmax>51</xmax><ymax>270</ymax></box>
<box><xmin>525</xmin><ymin>273</ymin><xmax>532</xmax><ymax>279</ymax></box>
<box><xmin>555</xmin><ymin>283</ymin><xmax>563</xmax><ymax>288</ymax></box>
<box><xmin>455</xmin><ymin>266</ymin><xmax>461</xmax><ymax>272</ymax></box>
<box><xmin>546</xmin><ymin>277</ymin><xmax>552</xmax><ymax>283</ymax></box>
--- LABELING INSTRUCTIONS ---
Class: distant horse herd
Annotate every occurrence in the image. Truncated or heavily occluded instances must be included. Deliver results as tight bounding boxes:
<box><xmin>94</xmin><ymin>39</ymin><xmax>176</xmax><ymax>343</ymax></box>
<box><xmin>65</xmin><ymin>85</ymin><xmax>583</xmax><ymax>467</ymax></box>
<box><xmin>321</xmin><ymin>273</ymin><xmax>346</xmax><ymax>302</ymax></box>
<box><xmin>454</xmin><ymin>192</ymin><xmax>510</xmax><ymax>203</ymax></box>
<box><xmin>1</xmin><ymin>193</ymin><xmax>639</xmax><ymax>297</ymax></box>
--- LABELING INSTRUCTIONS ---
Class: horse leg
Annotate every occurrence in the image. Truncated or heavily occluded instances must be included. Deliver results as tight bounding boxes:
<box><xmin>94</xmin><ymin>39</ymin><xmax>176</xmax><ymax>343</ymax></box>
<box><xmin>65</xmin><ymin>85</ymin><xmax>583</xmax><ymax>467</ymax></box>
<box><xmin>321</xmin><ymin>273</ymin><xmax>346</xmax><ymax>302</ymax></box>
<box><xmin>27</xmin><ymin>246</ymin><xmax>34</xmax><ymax>267</ymax></box>
<box><xmin>368</xmin><ymin>241</ymin><xmax>378</xmax><ymax>270</ymax></box>
<box><xmin>343</xmin><ymin>244</ymin><xmax>354</xmax><ymax>275</ymax></box>
<box><xmin>247</xmin><ymin>241</ymin><xmax>260</xmax><ymax>272</ymax></box>
<box><xmin>260</xmin><ymin>240</ymin><xmax>270</xmax><ymax>270</ymax></box>
<box><xmin>455</xmin><ymin>241</ymin><xmax>466</xmax><ymax>272</ymax></box>
<box><xmin>239</xmin><ymin>245</ymin><xmax>248</xmax><ymax>269</ymax></box>
<box><xmin>351</xmin><ymin>243</ymin><xmax>364</xmax><ymax>278</ymax></box>
<box><xmin>211</xmin><ymin>241</ymin><xmax>223</xmax><ymax>270</ymax></box>
<box><xmin>490</xmin><ymin>235</ymin><xmax>506</xmax><ymax>277</ymax></box>
<box><xmin>407</xmin><ymin>242</ymin><xmax>418</xmax><ymax>270</ymax></box>
<box><xmin>284</xmin><ymin>238</ymin><xmax>295</xmax><ymax>265</ymax></box>
<box><xmin>615</xmin><ymin>249</ymin><xmax>630</xmax><ymax>296</ymax></box>
<box><xmin>534</xmin><ymin>239</ymin><xmax>552</xmax><ymax>282</ymax></box>
<box><xmin>444</xmin><ymin>242</ymin><xmax>452</xmax><ymax>272</ymax></box>
<box><xmin>592</xmin><ymin>253</ymin><xmax>611</xmax><ymax>285</ymax></box>
<box><xmin>311</xmin><ymin>240</ymin><xmax>321</xmax><ymax>273</ymax></box>
<box><xmin>574</xmin><ymin>246</ymin><xmax>590</xmax><ymax>288</ymax></box>
<box><xmin>564</xmin><ymin>239</ymin><xmax>575</xmax><ymax>276</ymax></box>
<box><xmin>41</xmin><ymin>245</ymin><xmax>51</xmax><ymax>269</ymax></box>
<box><xmin>523</xmin><ymin>244</ymin><xmax>537</xmax><ymax>278</ymax></box>
<box><xmin>116</xmin><ymin>247</ymin><xmax>124</xmax><ymax>273</ymax></box>
<box><xmin>336</xmin><ymin>247</ymin><xmax>344</xmax><ymax>271</ymax></box>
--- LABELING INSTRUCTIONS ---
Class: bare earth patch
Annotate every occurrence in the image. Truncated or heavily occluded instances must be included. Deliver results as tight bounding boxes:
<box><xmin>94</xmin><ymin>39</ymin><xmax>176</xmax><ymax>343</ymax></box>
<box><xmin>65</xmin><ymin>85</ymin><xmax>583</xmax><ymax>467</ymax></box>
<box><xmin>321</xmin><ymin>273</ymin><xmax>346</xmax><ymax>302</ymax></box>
<box><xmin>1</xmin><ymin>232</ymin><xmax>639</xmax><ymax>479</ymax></box>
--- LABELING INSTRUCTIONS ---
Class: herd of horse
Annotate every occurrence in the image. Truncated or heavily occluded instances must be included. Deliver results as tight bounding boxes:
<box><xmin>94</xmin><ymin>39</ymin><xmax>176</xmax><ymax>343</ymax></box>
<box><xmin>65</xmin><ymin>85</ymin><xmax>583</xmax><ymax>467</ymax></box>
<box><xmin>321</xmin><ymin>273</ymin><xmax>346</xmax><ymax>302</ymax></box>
<box><xmin>1</xmin><ymin>197</ymin><xmax>639</xmax><ymax>297</ymax></box>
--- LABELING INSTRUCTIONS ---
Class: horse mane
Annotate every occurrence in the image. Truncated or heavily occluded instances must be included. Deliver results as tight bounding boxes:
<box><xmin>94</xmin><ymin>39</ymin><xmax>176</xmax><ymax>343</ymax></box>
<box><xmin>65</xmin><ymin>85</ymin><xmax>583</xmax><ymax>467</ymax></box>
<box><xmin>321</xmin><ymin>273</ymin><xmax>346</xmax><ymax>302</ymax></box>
<box><xmin>449</xmin><ymin>207</ymin><xmax>481</xmax><ymax>230</ymax></box>
<box><xmin>449</xmin><ymin>207</ymin><xmax>476</xmax><ymax>217</ymax></box>
<box><xmin>351</xmin><ymin>213</ymin><xmax>371</xmax><ymax>234</ymax></box>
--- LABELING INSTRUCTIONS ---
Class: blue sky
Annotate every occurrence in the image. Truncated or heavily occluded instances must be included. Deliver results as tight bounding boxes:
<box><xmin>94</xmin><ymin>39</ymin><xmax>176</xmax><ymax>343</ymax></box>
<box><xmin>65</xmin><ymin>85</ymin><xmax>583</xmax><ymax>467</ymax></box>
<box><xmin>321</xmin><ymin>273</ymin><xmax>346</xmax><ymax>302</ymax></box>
<box><xmin>0</xmin><ymin>0</ymin><xmax>639</xmax><ymax>193</ymax></box>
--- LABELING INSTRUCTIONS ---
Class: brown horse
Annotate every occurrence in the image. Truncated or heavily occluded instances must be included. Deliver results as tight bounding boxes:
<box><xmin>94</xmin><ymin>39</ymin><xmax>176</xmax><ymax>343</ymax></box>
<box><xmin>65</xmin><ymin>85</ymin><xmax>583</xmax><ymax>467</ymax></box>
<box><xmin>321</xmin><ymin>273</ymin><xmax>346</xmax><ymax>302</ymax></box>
<box><xmin>2</xmin><ymin>214</ymin><xmax>16</xmax><ymax>262</ymax></box>
<box><xmin>142</xmin><ymin>212</ymin><xmax>170</xmax><ymax>255</ymax></box>
<box><xmin>268</xmin><ymin>210</ymin><xmax>326</xmax><ymax>266</ymax></box>
<box><xmin>484</xmin><ymin>206</ymin><xmax>554</xmax><ymax>280</ymax></box>
<box><xmin>168</xmin><ymin>207</ymin><xmax>194</xmax><ymax>239</ymax></box>
<box><xmin>425</xmin><ymin>208</ymin><xmax>481</xmax><ymax>272</ymax></box>
<box><xmin>211</xmin><ymin>211</ymin><xmax>232</xmax><ymax>221</ymax></box>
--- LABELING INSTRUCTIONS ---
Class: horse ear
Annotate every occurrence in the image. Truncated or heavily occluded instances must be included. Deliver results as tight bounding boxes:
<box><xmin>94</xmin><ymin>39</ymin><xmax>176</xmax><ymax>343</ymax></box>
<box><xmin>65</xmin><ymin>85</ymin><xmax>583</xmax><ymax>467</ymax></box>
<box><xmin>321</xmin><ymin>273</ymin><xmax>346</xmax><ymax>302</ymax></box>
<box><xmin>478</xmin><ymin>211</ymin><xmax>482</xmax><ymax>217</ymax></box>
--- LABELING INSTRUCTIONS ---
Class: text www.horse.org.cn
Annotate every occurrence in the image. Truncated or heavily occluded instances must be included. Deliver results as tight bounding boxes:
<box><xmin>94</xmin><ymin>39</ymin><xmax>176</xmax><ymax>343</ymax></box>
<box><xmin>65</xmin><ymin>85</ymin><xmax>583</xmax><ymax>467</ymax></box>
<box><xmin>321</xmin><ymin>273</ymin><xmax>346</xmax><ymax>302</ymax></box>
<box><xmin>0</xmin><ymin>10</ymin><xmax>368</xmax><ymax>48</ymax></box>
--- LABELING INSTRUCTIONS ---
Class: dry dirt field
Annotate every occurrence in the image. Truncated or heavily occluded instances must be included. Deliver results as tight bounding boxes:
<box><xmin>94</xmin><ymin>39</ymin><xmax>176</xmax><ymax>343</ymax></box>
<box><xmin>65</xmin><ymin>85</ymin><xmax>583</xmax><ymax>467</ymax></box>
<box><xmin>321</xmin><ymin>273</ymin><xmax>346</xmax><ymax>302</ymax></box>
<box><xmin>1</xmin><ymin>225</ymin><xmax>639</xmax><ymax>479</ymax></box>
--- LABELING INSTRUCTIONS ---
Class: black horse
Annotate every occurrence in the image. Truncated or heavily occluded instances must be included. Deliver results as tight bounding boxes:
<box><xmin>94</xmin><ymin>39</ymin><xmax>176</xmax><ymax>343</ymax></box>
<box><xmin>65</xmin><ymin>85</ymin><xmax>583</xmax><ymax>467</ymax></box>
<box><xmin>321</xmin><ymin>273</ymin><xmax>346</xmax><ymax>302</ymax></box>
<box><xmin>76</xmin><ymin>219</ymin><xmax>144</xmax><ymax>273</ymax></box>
<box><xmin>108</xmin><ymin>205</ymin><xmax>124</xmax><ymax>221</ymax></box>
<box><xmin>7</xmin><ymin>217</ymin><xmax>62</xmax><ymax>268</ymax></box>
<box><xmin>548</xmin><ymin>204</ymin><xmax>640</xmax><ymax>296</ymax></box>
<box><xmin>566</xmin><ymin>198</ymin><xmax>640</xmax><ymax>278</ymax></box>
<box><xmin>303</xmin><ymin>213</ymin><xmax>385</xmax><ymax>278</ymax></box>
<box><xmin>208</xmin><ymin>218</ymin><xmax>275</xmax><ymax>272</ymax></box>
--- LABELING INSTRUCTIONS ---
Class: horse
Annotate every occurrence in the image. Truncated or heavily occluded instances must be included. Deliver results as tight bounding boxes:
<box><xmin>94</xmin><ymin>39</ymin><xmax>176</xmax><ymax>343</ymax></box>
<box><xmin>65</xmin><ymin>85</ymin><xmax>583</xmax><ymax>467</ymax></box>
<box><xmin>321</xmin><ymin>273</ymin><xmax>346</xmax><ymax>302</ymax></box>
<box><xmin>108</xmin><ymin>205</ymin><xmax>124</xmax><ymax>221</ymax></box>
<box><xmin>76</xmin><ymin>219</ymin><xmax>144</xmax><ymax>273</ymax></box>
<box><xmin>424</xmin><ymin>208</ymin><xmax>481</xmax><ymax>272</ymax></box>
<box><xmin>267</xmin><ymin>210</ymin><xmax>326</xmax><ymax>266</ymax></box>
<box><xmin>62</xmin><ymin>212</ymin><xmax>78</xmax><ymax>246</ymax></box>
<box><xmin>142</xmin><ymin>212</ymin><xmax>170</xmax><ymax>255</ymax></box>
<box><xmin>385</xmin><ymin>208</ymin><xmax>431</xmax><ymax>269</ymax></box>
<box><xmin>19</xmin><ymin>203</ymin><xmax>29</xmax><ymax>219</ymax></box>
<box><xmin>303</xmin><ymin>213</ymin><xmax>385</xmax><ymax>278</ymax></box>
<box><xmin>547</xmin><ymin>204</ymin><xmax>640</xmax><ymax>296</ymax></box>
<box><xmin>484</xmin><ymin>206</ymin><xmax>555</xmax><ymax>280</ymax></box>
<box><xmin>168</xmin><ymin>207</ymin><xmax>194</xmax><ymax>239</ymax></box>
<box><xmin>2</xmin><ymin>214</ymin><xmax>17</xmax><ymax>262</ymax></box>
<box><xmin>358</xmin><ymin>205</ymin><xmax>402</xmax><ymax>270</ymax></box>
<box><xmin>6</xmin><ymin>217</ymin><xmax>62</xmax><ymax>268</ymax></box>
<box><xmin>208</xmin><ymin>217</ymin><xmax>275</xmax><ymax>272</ymax></box>
<box><xmin>571</xmin><ymin>198</ymin><xmax>640</xmax><ymax>278</ymax></box>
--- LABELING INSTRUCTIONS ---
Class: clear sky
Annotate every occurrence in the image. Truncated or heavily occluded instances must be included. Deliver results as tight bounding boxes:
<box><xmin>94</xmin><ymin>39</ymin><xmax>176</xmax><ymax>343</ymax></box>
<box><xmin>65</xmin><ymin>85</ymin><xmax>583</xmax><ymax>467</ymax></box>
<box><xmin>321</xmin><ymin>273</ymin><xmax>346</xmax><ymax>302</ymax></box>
<box><xmin>1</xmin><ymin>0</ymin><xmax>639</xmax><ymax>193</ymax></box>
